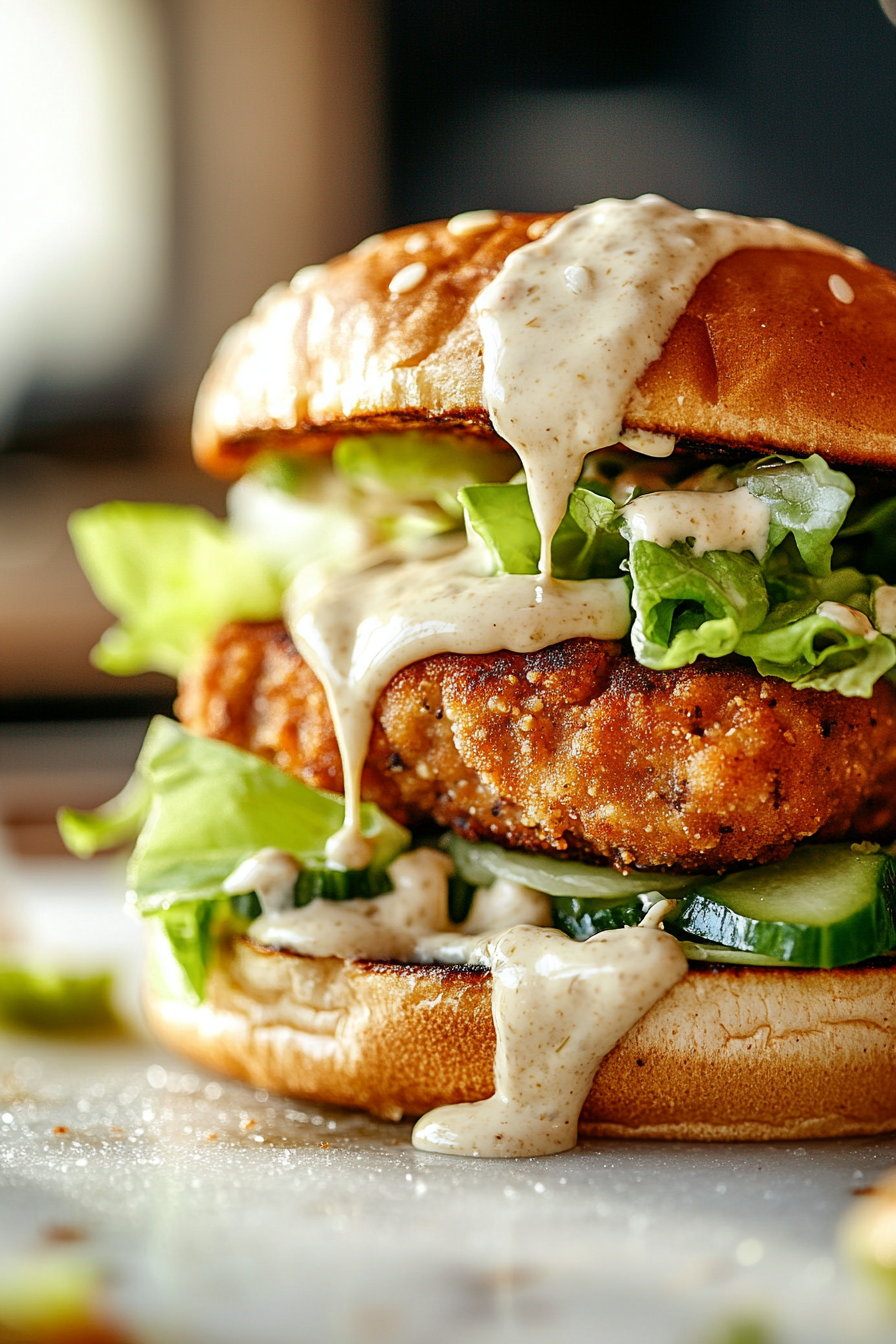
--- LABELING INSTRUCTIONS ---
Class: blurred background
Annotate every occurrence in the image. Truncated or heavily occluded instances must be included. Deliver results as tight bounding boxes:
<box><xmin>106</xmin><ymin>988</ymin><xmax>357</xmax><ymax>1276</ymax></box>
<box><xmin>1</xmin><ymin>0</ymin><xmax>895</xmax><ymax>852</ymax></box>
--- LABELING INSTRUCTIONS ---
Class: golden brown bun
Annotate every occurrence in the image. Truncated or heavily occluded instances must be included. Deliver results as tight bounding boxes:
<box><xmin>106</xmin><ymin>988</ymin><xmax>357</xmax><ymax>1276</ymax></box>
<box><xmin>192</xmin><ymin>216</ymin><xmax>896</xmax><ymax>479</ymax></box>
<box><xmin>145</xmin><ymin>936</ymin><xmax>896</xmax><ymax>1141</ymax></box>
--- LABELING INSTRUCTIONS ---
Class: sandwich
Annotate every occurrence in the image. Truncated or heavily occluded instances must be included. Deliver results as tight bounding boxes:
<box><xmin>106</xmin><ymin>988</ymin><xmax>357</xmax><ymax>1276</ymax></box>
<box><xmin>61</xmin><ymin>196</ymin><xmax>896</xmax><ymax>1156</ymax></box>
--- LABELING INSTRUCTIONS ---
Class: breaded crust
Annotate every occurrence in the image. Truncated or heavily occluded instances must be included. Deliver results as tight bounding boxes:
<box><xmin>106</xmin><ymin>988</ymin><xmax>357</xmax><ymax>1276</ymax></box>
<box><xmin>144</xmin><ymin>933</ymin><xmax>896</xmax><ymax>1141</ymax></box>
<box><xmin>176</xmin><ymin>621</ymin><xmax>896</xmax><ymax>873</ymax></box>
<box><xmin>192</xmin><ymin>215</ymin><xmax>896</xmax><ymax>479</ymax></box>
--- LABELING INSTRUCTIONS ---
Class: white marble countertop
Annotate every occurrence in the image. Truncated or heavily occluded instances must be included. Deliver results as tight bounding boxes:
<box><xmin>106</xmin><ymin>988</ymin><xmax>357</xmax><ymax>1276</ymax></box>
<box><xmin>1</xmin><ymin>853</ymin><xmax>895</xmax><ymax>1344</ymax></box>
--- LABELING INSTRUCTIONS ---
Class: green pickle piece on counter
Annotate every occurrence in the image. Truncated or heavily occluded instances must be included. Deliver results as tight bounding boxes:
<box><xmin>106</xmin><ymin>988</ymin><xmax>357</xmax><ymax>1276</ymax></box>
<box><xmin>0</xmin><ymin>965</ymin><xmax>122</xmax><ymax>1034</ymax></box>
<box><xmin>666</xmin><ymin>844</ymin><xmax>896</xmax><ymax>967</ymax></box>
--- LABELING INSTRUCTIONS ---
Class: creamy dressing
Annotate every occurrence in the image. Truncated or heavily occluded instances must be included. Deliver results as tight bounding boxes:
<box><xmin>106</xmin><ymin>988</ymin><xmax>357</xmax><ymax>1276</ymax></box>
<box><xmin>285</xmin><ymin>551</ymin><xmax>630</xmax><ymax>867</ymax></box>
<box><xmin>462</xmin><ymin>879</ymin><xmax>553</xmax><ymax>933</ymax></box>
<box><xmin>411</xmin><ymin>921</ymin><xmax>687</xmax><ymax>1158</ymax></box>
<box><xmin>622</xmin><ymin>485</ymin><xmax>770</xmax><ymax>559</ymax></box>
<box><xmin>873</xmin><ymin>587</ymin><xmax>896</xmax><ymax>637</ymax></box>
<box><xmin>618</xmin><ymin>429</ymin><xmax>677</xmax><ymax>458</ymax></box>
<box><xmin>244</xmin><ymin>847</ymin><xmax>687</xmax><ymax>1157</ymax></box>
<box><xmin>223</xmin><ymin>848</ymin><xmax>300</xmax><ymax>914</ymax></box>
<box><xmin>249</xmin><ymin>849</ymin><xmax>454</xmax><ymax>960</ymax></box>
<box><xmin>474</xmin><ymin>194</ymin><xmax>861</xmax><ymax>574</ymax></box>
<box><xmin>247</xmin><ymin>853</ymin><xmax>556</xmax><ymax>964</ymax></box>
<box><xmin>816</xmin><ymin>601</ymin><xmax>878</xmax><ymax>641</ymax></box>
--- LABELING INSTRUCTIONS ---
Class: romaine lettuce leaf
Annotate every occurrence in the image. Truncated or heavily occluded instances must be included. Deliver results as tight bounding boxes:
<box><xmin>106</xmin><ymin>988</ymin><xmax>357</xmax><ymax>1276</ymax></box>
<box><xmin>227</xmin><ymin>473</ymin><xmax>375</xmax><ymax>577</ymax></box>
<box><xmin>58</xmin><ymin>717</ymin><xmax>409</xmax><ymax>911</ymax></box>
<box><xmin>152</xmin><ymin>899</ymin><xmax>221</xmax><ymax>1001</ymax></box>
<box><xmin>333</xmin><ymin>433</ymin><xmax>517</xmax><ymax>516</ymax></box>
<box><xmin>459</xmin><ymin>481</ymin><xmax>626</xmax><ymax>579</ymax></box>
<box><xmin>736</xmin><ymin>608</ymin><xmax>896</xmax><ymax>696</ymax></box>
<box><xmin>57</xmin><ymin>774</ymin><xmax>149</xmax><ymax>859</ymax></box>
<box><xmin>125</xmin><ymin>717</ymin><xmax>409</xmax><ymax>910</ymax></box>
<box><xmin>69</xmin><ymin>503</ymin><xmax>283</xmax><ymax>677</ymax></box>
<box><xmin>735</xmin><ymin>455</ymin><xmax>854</xmax><ymax>576</ymax></box>
<box><xmin>60</xmin><ymin>717</ymin><xmax>412</xmax><ymax>1001</ymax></box>
<box><xmin>627</xmin><ymin>540</ymin><xmax>769</xmax><ymax>669</ymax></box>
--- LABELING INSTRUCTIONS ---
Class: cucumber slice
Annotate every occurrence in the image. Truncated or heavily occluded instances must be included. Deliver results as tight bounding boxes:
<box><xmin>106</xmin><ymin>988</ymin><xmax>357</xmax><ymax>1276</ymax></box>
<box><xmin>666</xmin><ymin>845</ymin><xmax>896</xmax><ymax>967</ymax></box>
<box><xmin>551</xmin><ymin>908</ymin><xmax>792</xmax><ymax>963</ymax></box>
<box><xmin>678</xmin><ymin>941</ymin><xmax>789</xmax><ymax>967</ymax></box>
<box><xmin>551</xmin><ymin>896</ymin><xmax>647</xmax><ymax>940</ymax></box>
<box><xmin>443</xmin><ymin>834</ymin><xmax>691</xmax><ymax>900</ymax></box>
<box><xmin>294</xmin><ymin>865</ymin><xmax>393</xmax><ymax>905</ymax></box>
<box><xmin>447</xmin><ymin>872</ymin><xmax>477</xmax><ymax>924</ymax></box>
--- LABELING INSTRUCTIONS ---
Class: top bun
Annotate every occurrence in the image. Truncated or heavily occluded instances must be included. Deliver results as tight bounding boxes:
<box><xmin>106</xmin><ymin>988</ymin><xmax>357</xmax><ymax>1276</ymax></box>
<box><xmin>193</xmin><ymin>213</ymin><xmax>896</xmax><ymax>479</ymax></box>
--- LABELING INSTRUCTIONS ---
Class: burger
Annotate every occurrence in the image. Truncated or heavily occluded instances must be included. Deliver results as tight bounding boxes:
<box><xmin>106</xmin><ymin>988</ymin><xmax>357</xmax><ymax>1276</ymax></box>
<box><xmin>61</xmin><ymin>196</ymin><xmax>896</xmax><ymax>1156</ymax></box>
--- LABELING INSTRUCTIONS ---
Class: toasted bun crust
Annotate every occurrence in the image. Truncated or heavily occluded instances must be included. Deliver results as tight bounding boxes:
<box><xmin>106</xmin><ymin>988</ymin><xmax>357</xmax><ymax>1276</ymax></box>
<box><xmin>192</xmin><ymin>216</ymin><xmax>896</xmax><ymax>479</ymax></box>
<box><xmin>145</xmin><ymin>936</ymin><xmax>896</xmax><ymax>1141</ymax></box>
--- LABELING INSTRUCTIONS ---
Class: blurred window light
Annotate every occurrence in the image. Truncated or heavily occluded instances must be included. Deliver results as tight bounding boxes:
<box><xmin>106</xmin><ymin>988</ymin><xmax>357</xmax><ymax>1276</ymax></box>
<box><xmin>0</xmin><ymin>0</ymin><xmax>167</xmax><ymax>425</ymax></box>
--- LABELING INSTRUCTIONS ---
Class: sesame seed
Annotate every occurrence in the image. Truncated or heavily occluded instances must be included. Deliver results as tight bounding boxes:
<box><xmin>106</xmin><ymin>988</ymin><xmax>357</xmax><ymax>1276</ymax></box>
<box><xmin>349</xmin><ymin>233</ymin><xmax>381</xmax><ymax>259</ymax></box>
<box><xmin>563</xmin><ymin>265</ymin><xmax>591</xmax><ymax>295</ymax></box>
<box><xmin>290</xmin><ymin>264</ymin><xmax>325</xmax><ymax>294</ymax></box>
<box><xmin>527</xmin><ymin>219</ymin><xmax>552</xmax><ymax>240</ymax></box>
<box><xmin>447</xmin><ymin>209</ymin><xmax>499</xmax><ymax>237</ymax></box>
<box><xmin>389</xmin><ymin>261</ymin><xmax>427</xmax><ymax>295</ymax></box>
<box><xmin>349</xmin><ymin>233</ymin><xmax>383</xmax><ymax>259</ymax></box>
<box><xmin>828</xmin><ymin>273</ymin><xmax>855</xmax><ymax>304</ymax></box>
<box><xmin>404</xmin><ymin>230</ymin><xmax>429</xmax><ymax>254</ymax></box>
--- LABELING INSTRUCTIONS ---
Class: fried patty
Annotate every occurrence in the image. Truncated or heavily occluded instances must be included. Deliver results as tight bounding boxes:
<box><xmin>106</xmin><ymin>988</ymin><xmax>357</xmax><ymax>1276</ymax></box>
<box><xmin>176</xmin><ymin>621</ymin><xmax>896</xmax><ymax>873</ymax></box>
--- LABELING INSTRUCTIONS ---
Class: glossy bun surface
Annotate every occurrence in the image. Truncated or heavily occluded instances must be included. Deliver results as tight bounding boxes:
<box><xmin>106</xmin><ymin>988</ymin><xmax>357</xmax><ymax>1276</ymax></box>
<box><xmin>193</xmin><ymin>217</ymin><xmax>896</xmax><ymax>478</ymax></box>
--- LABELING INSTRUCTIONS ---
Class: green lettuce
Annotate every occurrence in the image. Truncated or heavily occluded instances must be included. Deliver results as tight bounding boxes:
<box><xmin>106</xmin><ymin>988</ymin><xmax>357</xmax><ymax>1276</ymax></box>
<box><xmin>60</xmin><ymin>717</ymin><xmax>411</xmax><ymax>1000</ymax></box>
<box><xmin>626</xmin><ymin>541</ymin><xmax>769</xmax><ymax>669</ymax></box>
<box><xmin>735</xmin><ymin>455</ymin><xmax>854</xmax><ymax>576</ymax></box>
<box><xmin>123</xmin><ymin>717</ymin><xmax>408</xmax><ymax>910</ymax></box>
<box><xmin>737</xmin><ymin>607</ymin><xmax>896</xmax><ymax>696</ymax></box>
<box><xmin>334</xmin><ymin>433</ymin><xmax>517</xmax><ymax>516</ymax></box>
<box><xmin>57</xmin><ymin>773</ymin><xmax>149</xmax><ymax>859</ymax></box>
<box><xmin>460</xmin><ymin>481</ymin><xmax>626</xmax><ymax>579</ymax></box>
<box><xmin>69</xmin><ymin>502</ymin><xmax>283</xmax><ymax>677</ymax></box>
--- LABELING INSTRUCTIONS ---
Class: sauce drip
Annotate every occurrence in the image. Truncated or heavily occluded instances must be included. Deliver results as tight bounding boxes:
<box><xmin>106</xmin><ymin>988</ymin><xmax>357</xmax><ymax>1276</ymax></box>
<box><xmin>622</xmin><ymin>486</ymin><xmax>770</xmax><ymax>559</ymax></box>
<box><xmin>474</xmin><ymin>194</ymin><xmax>860</xmax><ymax>574</ymax></box>
<box><xmin>816</xmin><ymin>601</ymin><xmax>877</xmax><ymax>641</ymax></box>
<box><xmin>873</xmin><ymin>587</ymin><xmax>896</xmax><ymax>637</ymax></box>
<box><xmin>412</xmin><ymin>921</ymin><xmax>687</xmax><ymax>1158</ymax></box>
<box><xmin>285</xmin><ymin>553</ymin><xmax>630</xmax><ymax>866</ymax></box>
<box><xmin>249</xmin><ymin>849</ymin><xmax>454</xmax><ymax>961</ymax></box>
<box><xmin>223</xmin><ymin>848</ymin><xmax>299</xmax><ymax>914</ymax></box>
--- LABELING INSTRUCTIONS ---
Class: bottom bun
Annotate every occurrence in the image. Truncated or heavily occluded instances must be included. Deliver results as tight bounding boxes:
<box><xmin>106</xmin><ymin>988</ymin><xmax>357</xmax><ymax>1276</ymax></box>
<box><xmin>144</xmin><ymin>933</ymin><xmax>896</xmax><ymax>1142</ymax></box>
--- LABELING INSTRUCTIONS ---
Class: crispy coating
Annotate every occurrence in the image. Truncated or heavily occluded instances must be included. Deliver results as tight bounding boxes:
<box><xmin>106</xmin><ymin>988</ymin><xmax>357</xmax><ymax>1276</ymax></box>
<box><xmin>176</xmin><ymin>621</ymin><xmax>896</xmax><ymax>873</ymax></box>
